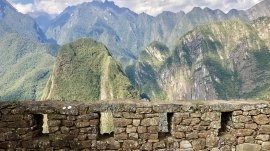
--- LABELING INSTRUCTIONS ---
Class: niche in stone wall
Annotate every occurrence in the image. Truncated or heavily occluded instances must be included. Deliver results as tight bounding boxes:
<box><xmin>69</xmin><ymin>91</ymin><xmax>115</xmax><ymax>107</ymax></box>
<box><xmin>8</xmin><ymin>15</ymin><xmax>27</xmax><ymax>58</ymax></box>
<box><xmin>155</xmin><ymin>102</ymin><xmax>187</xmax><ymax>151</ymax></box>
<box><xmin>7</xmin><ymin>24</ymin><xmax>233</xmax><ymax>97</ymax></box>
<box><xmin>158</xmin><ymin>113</ymin><xmax>173</xmax><ymax>139</ymax></box>
<box><xmin>33</xmin><ymin>114</ymin><xmax>48</xmax><ymax>137</ymax></box>
<box><xmin>218</xmin><ymin>112</ymin><xmax>232</xmax><ymax>136</ymax></box>
<box><xmin>98</xmin><ymin>112</ymin><xmax>114</xmax><ymax>140</ymax></box>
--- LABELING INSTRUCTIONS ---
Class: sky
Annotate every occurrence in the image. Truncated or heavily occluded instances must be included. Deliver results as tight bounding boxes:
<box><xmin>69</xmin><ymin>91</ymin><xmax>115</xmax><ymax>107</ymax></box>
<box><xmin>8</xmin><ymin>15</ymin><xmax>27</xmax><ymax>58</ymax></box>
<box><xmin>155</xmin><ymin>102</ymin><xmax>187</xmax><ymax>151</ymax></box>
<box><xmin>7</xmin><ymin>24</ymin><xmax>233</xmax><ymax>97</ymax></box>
<box><xmin>7</xmin><ymin>0</ymin><xmax>264</xmax><ymax>17</ymax></box>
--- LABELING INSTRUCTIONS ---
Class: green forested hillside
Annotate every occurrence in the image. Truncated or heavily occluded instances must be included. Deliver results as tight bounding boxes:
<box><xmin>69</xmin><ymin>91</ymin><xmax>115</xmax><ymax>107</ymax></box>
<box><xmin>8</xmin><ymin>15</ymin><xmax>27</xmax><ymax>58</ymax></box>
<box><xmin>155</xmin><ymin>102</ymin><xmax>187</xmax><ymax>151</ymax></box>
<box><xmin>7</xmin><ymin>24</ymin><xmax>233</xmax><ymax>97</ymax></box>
<box><xmin>41</xmin><ymin>38</ymin><xmax>138</xmax><ymax>101</ymax></box>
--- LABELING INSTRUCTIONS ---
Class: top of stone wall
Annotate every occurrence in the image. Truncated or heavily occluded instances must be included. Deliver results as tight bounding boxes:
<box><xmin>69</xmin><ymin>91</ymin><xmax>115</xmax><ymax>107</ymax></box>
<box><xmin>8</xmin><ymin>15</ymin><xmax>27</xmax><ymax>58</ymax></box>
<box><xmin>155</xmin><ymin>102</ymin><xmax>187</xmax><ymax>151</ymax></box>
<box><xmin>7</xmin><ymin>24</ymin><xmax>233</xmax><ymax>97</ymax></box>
<box><xmin>0</xmin><ymin>100</ymin><xmax>269</xmax><ymax>115</ymax></box>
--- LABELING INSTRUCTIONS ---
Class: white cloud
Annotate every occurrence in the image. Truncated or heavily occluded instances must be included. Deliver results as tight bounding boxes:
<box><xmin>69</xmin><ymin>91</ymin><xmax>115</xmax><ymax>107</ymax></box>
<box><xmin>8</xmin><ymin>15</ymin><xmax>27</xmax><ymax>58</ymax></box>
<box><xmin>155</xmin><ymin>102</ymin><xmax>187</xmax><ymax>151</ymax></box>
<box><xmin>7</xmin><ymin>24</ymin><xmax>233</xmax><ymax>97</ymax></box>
<box><xmin>8</xmin><ymin>0</ymin><xmax>264</xmax><ymax>17</ymax></box>
<box><xmin>9</xmin><ymin>2</ymin><xmax>34</xmax><ymax>14</ymax></box>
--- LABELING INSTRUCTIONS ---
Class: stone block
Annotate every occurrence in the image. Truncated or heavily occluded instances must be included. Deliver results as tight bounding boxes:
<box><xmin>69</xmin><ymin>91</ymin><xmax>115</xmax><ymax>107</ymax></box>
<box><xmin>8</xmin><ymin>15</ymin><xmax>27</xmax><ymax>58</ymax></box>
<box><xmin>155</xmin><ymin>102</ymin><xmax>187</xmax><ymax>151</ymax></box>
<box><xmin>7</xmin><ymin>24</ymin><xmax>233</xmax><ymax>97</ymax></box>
<box><xmin>123</xmin><ymin>112</ymin><xmax>143</xmax><ymax>119</ymax></box>
<box><xmin>153</xmin><ymin>141</ymin><xmax>166</xmax><ymax>149</ymax></box>
<box><xmin>75</xmin><ymin>121</ymin><xmax>90</xmax><ymax>128</ymax></box>
<box><xmin>201</xmin><ymin>112</ymin><xmax>220</xmax><ymax>121</ymax></box>
<box><xmin>192</xmin><ymin>138</ymin><xmax>206</xmax><ymax>150</ymax></box>
<box><xmin>206</xmin><ymin>135</ymin><xmax>219</xmax><ymax>148</ymax></box>
<box><xmin>141</xmin><ymin>117</ymin><xmax>159</xmax><ymax>126</ymax></box>
<box><xmin>235</xmin><ymin>129</ymin><xmax>254</xmax><ymax>137</ymax></box>
<box><xmin>48</xmin><ymin>120</ymin><xmax>61</xmax><ymax>127</ymax></box>
<box><xmin>147</xmin><ymin>126</ymin><xmax>159</xmax><ymax>133</ymax></box>
<box><xmin>137</xmin><ymin>126</ymin><xmax>147</xmax><ymax>133</ymax></box>
<box><xmin>126</xmin><ymin>126</ymin><xmax>137</xmax><ymax>133</ymax></box>
<box><xmin>77</xmin><ymin>114</ymin><xmax>99</xmax><ymax>120</ymax></box>
<box><xmin>253</xmin><ymin>114</ymin><xmax>269</xmax><ymax>125</ymax></box>
<box><xmin>259</xmin><ymin>125</ymin><xmax>270</xmax><ymax>134</ymax></box>
<box><xmin>122</xmin><ymin>140</ymin><xmax>139</xmax><ymax>150</ymax></box>
<box><xmin>129</xmin><ymin>133</ymin><xmax>138</xmax><ymax>139</ymax></box>
<box><xmin>136</xmin><ymin>108</ymin><xmax>152</xmax><ymax>113</ymax></box>
<box><xmin>133</xmin><ymin>119</ymin><xmax>141</xmax><ymax>126</ymax></box>
<box><xmin>262</xmin><ymin>142</ymin><xmax>270</xmax><ymax>151</ymax></box>
<box><xmin>256</xmin><ymin>134</ymin><xmax>269</xmax><ymax>141</ymax></box>
<box><xmin>113</xmin><ymin>118</ymin><xmax>132</xmax><ymax>127</ymax></box>
<box><xmin>141</xmin><ymin>142</ymin><xmax>152</xmax><ymax>151</ymax></box>
<box><xmin>172</xmin><ymin>132</ymin><xmax>185</xmax><ymax>139</ymax></box>
<box><xmin>245</xmin><ymin>123</ymin><xmax>257</xmax><ymax>129</ymax></box>
<box><xmin>236</xmin><ymin>143</ymin><xmax>261</xmax><ymax>151</ymax></box>
<box><xmin>180</xmin><ymin>140</ymin><xmax>192</xmax><ymax>149</ymax></box>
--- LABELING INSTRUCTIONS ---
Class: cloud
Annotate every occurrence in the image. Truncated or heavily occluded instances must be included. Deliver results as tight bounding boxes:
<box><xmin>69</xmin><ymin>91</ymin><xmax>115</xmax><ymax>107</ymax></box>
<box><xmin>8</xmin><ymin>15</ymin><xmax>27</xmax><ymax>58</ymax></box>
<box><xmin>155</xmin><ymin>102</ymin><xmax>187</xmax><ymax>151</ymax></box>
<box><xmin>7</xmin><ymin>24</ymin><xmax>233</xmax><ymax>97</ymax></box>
<box><xmin>8</xmin><ymin>0</ymin><xmax>264</xmax><ymax>17</ymax></box>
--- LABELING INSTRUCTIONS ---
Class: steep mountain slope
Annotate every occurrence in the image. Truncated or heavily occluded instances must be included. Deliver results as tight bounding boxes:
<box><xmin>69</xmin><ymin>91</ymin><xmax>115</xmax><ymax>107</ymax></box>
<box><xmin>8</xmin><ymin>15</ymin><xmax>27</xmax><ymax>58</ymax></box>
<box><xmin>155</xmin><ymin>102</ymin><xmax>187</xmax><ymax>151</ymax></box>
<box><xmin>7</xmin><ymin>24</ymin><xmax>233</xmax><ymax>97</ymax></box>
<box><xmin>126</xmin><ymin>41</ymin><xmax>170</xmax><ymax>100</ymax></box>
<box><xmin>41</xmin><ymin>38</ymin><xmax>138</xmax><ymax>101</ymax></box>
<box><xmin>0</xmin><ymin>0</ymin><xmax>56</xmax><ymax>101</ymax></box>
<box><xmin>247</xmin><ymin>0</ymin><xmax>270</xmax><ymax>20</ymax></box>
<box><xmin>0</xmin><ymin>0</ymin><xmax>46</xmax><ymax>41</ymax></box>
<box><xmin>157</xmin><ymin>19</ymin><xmax>270</xmax><ymax>101</ymax></box>
<box><xmin>0</xmin><ymin>33</ymin><xmax>56</xmax><ymax>101</ymax></box>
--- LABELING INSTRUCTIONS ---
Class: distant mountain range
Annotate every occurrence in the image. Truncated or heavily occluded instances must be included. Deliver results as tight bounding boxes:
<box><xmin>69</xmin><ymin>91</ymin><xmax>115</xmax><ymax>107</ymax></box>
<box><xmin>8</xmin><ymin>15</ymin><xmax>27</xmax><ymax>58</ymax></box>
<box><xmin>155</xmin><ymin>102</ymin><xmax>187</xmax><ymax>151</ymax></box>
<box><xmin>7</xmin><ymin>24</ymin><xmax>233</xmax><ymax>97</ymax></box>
<box><xmin>45</xmin><ymin>0</ymin><xmax>270</xmax><ymax>66</ymax></box>
<box><xmin>0</xmin><ymin>0</ymin><xmax>270</xmax><ymax>101</ymax></box>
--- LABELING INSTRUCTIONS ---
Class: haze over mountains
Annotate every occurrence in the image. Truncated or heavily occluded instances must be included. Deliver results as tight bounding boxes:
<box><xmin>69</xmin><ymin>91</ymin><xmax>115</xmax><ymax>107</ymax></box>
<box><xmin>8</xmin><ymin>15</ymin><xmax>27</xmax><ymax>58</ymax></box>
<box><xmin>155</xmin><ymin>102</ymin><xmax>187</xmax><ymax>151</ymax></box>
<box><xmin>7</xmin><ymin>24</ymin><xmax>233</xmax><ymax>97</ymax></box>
<box><xmin>0</xmin><ymin>0</ymin><xmax>270</xmax><ymax>101</ymax></box>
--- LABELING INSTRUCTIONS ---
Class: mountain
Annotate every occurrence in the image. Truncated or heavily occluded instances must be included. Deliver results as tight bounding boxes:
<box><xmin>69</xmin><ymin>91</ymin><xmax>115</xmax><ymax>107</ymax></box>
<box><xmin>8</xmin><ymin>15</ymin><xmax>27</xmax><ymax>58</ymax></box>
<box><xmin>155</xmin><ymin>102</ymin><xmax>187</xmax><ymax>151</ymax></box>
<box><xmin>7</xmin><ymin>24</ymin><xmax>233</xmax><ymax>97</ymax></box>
<box><xmin>0</xmin><ymin>0</ymin><xmax>46</xmax><ymax>41</ymax></box>
<box><xmin>0</xmin><ymin>0</ymin><xmax>57</xmax><ymax>101</ymax></box>
<box><xmin>46</xmin><ymin>1</ymin><xmax>248</xmax><ymax>67</ymax></box>
<box><xmin>41</xmin><ymin>38</ymin><xmax>138</xmax><ymax>101</ymax></box>
<box><xmin>141</xmin><ymin>18</ymin><xmax>270</xmax><ymax>101</ymax></box>
<box><xmin>247</xmin><ymin>0</ymin><xmax>270</xmax><ymax>20</ymax></box>
<box><xmin>126</xmin><ymin>41</ymin><xmax>170</xmax><ymax>100</ymax></box>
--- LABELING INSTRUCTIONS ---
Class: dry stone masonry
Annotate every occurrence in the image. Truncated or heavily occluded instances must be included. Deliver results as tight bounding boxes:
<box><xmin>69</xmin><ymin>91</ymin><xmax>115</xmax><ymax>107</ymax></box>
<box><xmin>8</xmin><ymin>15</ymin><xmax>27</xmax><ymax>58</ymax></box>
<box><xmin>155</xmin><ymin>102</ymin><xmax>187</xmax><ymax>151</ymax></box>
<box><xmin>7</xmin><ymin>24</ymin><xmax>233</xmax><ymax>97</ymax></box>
<box><xmin>0</xmin><ymin>100</ymin><xmax>270</xmax><ymax>150</ymax></box>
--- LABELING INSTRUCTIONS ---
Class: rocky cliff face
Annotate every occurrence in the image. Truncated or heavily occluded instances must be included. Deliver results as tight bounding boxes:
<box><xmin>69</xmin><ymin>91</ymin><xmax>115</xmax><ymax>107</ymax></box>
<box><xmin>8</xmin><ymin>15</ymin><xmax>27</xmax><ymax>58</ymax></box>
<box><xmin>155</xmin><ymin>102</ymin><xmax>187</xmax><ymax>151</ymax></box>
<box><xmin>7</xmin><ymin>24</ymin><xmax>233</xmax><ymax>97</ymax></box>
<box><xmin>157</xmin><ymin>19</ymin><xmax>270</xmax><ymax>101</ymax></box>
<box><xmin>42</xmin><ymin>38</ymin><xmax>138</xmax><ymax>101</ymax></box>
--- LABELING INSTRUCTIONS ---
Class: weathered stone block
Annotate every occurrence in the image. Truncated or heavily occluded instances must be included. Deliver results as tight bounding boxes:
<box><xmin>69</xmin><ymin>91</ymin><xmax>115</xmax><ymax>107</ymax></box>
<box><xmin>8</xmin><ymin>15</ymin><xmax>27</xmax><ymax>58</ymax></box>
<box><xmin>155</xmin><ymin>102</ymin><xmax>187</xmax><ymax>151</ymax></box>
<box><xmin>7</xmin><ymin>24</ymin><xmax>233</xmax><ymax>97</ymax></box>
<box><xmin>236</xmin><ymin>143</ymin><xmax>261</xmax><ymax>151</ymax></box>
<box><xmin>60</xmin><ymin>126</ymin><xmax>70</xmax><ymax>134</ymax></box>
<box><xmin>153</xmin><ymin>141</ymin><xmax>166</xmax><ymax>149</ymax></box>
<box><xmin>48</xmin><ymin>120</ymin><xmax>61</xmax><ymax>127</ymax></box>
<box><xmin>114</xmin><ymin>133</ymin><xmax>128</xmax><ymax>140</ymax></box>
<box><xmin>180</xmin><ymin>140</ymin><xmax>192</xmax><ymax>149</ymax></box>
<box><xmin>75</xmin><ymin>121</ymin><xmax>90</xmax><ymax>128</ymax></box>
<box><xmin>123</xmin><ymin>112</ymin><xmax>143</xmax><ymax>119</ymax></box>
<box><xmin>245</xmin><ymin>136</ymin><xmax>254</xmax><ymax>143</ymax></box>
<box><xmin>137</xmin><ymin>126</ymin><xmax>147</xmax><ymax>133</ymax></box>
<box><xmin>126</xmin><ymin>126</ymin><xmax>137</xmax><ymax>133</ymax></box>
<box><xmin>235</xmin><ymin>129</ymin><xmax>254</xmax><ymax>137</ymax></box>
<box><xmin>141</xmin><ymin>117</ymin><xmax>159</xmax><ymax>126</ymax></box>
<box><xmin>232</xmin><ymin>115</ymin><xmax>252</xmax><ymax>123</ymax></box>
<box><xmin>122</xmin><ymin>140</ymin><xmax>139</xmax><ymax>150</ymax></box>
<box><xmin>147</xmin><ymin>126</ymin><xmax>159</xmax><ymax>133</ymax></box>
<box><xmin>245</xmin><ymin>123</ymin><xmax>257</xmax><ymax>129</ymax></box>
<box><xmin>201</xmin><ymin>112</ymin><xmax>220</xmax><ymax>121</ymax></box>
<box><xmin>256</xmin><ymin>134</ymin><xmax>269</xmax><ymax>141</ymax></box>
<box><xmin>133</xmin><ymin>119</ymin><xmax>140</xmax><ymax>126</ymax></box>
<box><xmin>48</xmin><ymin>114</ymin><xmax>67</xmax><ymax>120</ymax></box>
<box><xmin>113</xmin><ymin>118</ymin><xmax>132</xmax><ymax>127</ymax></box>
<box><xmin>186</xmin><ymin>132</ymin><xmax>198</xmax><ymax>139</ymax></box>
<box><xmin>206</xmin><ymin>135</ymin><xmax>219</xmax><ymax>148</ymax></box>
<box><xmin>259</xmin><ymin>125</ymin><xmax>270</xmax><ymax>134</ymax></box>
<box><xmin>141</xmin><ymin>142</ymin><xmax>152</xmax><ymax>151</ymax></box>
<box><xmin>262</xmin><ymin>142</ymin><xmax>270</xmax><ymax>151</ymax></box>
<box><xmin>129</xmin><ymin>133</ymin><xmax>138</xmax><ymax>139</ymax></box>
<box><xmin>77</xmin><ymin>114</ymin><xmax>99</xmax><ymax>120</ymax></box>
<box><xmin>253</xmin><ymin>114</ymin><xmax>269</xmax><ymax>125</ymax></box>
<box><xmin>172</xmin><ymin>132</ymin><xmax>185</xmax><ymax>139</ymax></box>
<box><xmin>192</xmin><ymin>138</ymin><xmax>206</xmax><ymax>150</ymax></box>
<box><xmin>136</xmin><ymin>108</ymin><xmax>152</xmax><ymax>113</ymax></box>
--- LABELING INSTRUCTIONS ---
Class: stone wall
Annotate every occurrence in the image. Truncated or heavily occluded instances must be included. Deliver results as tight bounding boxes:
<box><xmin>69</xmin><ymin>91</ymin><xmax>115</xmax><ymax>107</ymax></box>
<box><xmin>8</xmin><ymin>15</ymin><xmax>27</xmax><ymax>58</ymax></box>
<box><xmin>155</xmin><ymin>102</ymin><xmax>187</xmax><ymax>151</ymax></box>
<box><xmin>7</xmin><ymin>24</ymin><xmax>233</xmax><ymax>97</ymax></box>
<box><xmin>0</xmin><ymin>100</ymin><xmax>270</xmax><ymax>150</ymax></box>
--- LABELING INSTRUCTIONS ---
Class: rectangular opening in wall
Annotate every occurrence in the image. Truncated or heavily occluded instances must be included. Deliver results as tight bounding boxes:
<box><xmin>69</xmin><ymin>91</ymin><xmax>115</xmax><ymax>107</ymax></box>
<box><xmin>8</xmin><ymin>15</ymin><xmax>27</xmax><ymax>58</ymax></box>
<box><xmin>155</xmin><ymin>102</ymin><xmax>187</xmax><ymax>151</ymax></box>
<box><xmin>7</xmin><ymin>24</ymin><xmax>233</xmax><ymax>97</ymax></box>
<box><xmin>33</xmin><ymin>114</ymin><xmax>48</xmax><ymax>137</ymax></box>
<box><xmin>98</xmin><ymin>112</ymin><xmax>114</xmax><ymax>140</ymax></box>
<box><xmin>218</xmin><ymin>112</ymin><xmax>232</xmax><ymax>136</ymax></box>
<box><xmin>158</xmin><ymin>112</ymin><xmax>173</xmax><ymax>139</ymax></box>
